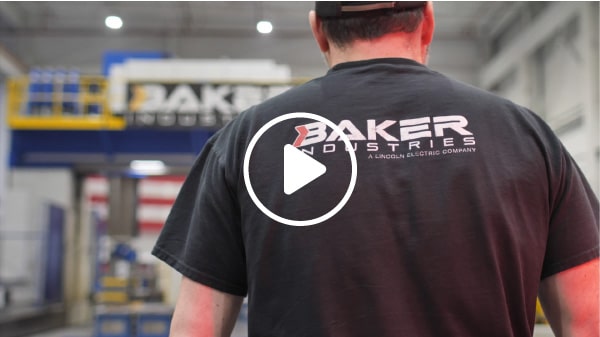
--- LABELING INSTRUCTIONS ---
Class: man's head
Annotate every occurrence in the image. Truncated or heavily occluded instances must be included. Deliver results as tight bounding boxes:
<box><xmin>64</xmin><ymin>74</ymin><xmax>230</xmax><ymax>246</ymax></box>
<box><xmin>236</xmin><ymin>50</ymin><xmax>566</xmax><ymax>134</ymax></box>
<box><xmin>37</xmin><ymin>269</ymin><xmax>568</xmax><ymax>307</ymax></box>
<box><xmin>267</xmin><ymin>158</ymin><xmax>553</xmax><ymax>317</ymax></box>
<box><xmin>309</xmin><ymin>1</ymin><xmax>435</xmax><ymax>66</ymax></box>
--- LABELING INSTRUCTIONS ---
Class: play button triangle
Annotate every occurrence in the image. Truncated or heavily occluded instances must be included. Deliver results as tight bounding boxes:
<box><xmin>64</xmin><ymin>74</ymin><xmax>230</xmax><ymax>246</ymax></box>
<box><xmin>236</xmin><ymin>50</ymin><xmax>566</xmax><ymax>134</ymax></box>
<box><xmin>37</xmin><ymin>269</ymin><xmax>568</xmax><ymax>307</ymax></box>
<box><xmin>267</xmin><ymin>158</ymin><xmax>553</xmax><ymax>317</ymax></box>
<box><xmin>283</xmin><ymin>144</ymin><xmax>326</xmax><ymax>195</ymax></box>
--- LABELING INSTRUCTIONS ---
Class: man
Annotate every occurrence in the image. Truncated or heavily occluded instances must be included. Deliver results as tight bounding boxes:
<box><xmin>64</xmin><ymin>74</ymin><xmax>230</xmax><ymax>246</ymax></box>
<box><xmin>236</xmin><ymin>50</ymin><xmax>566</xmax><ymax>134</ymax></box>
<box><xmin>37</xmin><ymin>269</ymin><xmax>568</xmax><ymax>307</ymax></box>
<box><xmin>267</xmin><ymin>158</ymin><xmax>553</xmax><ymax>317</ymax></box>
<box><xmin>153</xmin><ymin>2</ymin><xmax>599</xmax><ymax>336</ymax></box>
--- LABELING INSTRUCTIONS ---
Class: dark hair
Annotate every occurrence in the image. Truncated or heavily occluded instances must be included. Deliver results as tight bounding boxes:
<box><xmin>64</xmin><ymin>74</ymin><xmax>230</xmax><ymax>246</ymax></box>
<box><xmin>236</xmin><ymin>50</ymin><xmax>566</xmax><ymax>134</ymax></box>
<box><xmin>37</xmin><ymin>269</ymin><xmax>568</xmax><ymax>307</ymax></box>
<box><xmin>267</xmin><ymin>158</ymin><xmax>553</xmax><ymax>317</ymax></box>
<box><xmin>321</xmin><ymin>8</ymin><xmax>425</xmax><ymax>48</ymax></box>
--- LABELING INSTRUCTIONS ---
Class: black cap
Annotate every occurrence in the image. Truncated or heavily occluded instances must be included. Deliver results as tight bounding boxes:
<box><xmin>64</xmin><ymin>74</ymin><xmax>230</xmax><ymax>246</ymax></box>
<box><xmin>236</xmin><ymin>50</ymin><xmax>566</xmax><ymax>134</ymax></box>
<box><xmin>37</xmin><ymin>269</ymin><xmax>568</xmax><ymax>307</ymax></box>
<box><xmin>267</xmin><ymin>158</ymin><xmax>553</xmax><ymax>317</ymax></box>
<box><xmin>315</xmin><ymin>1</ymin><xmax>426</xmax><ymax>18</ymax></box>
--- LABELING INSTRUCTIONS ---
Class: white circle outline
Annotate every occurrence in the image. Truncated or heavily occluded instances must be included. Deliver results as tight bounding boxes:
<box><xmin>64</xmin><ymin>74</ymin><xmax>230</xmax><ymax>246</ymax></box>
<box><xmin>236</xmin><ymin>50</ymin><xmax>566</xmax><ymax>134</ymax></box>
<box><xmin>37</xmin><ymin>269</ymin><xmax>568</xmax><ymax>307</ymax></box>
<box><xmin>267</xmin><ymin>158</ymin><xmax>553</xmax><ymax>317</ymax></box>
<box><xmin>243</xmin><ymin>112</ymin><xmax>357</xmax><ymax>226</ymax></box>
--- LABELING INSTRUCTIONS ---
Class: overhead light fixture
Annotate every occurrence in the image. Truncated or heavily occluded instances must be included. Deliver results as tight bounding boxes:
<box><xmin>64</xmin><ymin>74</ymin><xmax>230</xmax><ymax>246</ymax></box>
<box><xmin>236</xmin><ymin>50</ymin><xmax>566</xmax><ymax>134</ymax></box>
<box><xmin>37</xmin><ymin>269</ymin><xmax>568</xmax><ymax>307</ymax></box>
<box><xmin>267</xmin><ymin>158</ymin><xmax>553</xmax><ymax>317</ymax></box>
<box><xmin>256</xmin><ymin>20</ymin><xmax>273</xmax><ymax>34</ymax></box>
<box><xmin>105</xmin><ymin>15</ymin><xmax>123</xmax><ymax>30</ymax></box>
<box><xmin>130</xmin><ymin>160</ymin><xmax>166</xmax><ymax>175</ymax></box>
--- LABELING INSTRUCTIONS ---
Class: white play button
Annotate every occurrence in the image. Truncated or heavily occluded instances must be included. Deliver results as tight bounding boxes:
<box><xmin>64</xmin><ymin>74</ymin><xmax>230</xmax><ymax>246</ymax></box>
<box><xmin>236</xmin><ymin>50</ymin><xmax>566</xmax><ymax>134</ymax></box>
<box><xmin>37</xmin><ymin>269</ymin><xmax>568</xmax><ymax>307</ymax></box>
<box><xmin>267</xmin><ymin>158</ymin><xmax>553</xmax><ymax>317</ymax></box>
<box><xmin>243</xmin><ymin>112</ymin><xmax>357</xmax><ymax>226</ymax></box>
<box><xmin>283</xmin><ymin>144</ymin><xmax>326</xmax><ymax>195</ymax></box>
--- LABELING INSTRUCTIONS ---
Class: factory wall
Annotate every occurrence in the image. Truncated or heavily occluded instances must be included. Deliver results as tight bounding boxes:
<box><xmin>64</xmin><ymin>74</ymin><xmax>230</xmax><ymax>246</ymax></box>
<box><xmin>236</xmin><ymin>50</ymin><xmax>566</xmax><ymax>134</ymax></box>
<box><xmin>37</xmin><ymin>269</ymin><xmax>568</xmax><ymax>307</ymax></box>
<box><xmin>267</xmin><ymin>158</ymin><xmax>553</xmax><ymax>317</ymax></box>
<box><xmin>480</xmin><ymin>1</ymin><xmax>599</xmax><ymax>194</ymax></box>
<box><xmin>0</xmin><ymin>169</ymin><xmax>75</xmax><ymax>310</ymax></box>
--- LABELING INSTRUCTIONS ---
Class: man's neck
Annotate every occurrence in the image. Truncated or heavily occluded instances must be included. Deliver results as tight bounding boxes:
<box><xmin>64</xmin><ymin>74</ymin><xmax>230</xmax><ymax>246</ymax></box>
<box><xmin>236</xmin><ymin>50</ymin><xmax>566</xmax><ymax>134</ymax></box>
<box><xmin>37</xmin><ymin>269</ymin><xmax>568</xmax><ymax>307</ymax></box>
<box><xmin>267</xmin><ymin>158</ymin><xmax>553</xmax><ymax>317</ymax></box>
<box><xmin>326</xmin><ymin>33</ymin><xmax>426</xmax><ymax>68</ymax></box>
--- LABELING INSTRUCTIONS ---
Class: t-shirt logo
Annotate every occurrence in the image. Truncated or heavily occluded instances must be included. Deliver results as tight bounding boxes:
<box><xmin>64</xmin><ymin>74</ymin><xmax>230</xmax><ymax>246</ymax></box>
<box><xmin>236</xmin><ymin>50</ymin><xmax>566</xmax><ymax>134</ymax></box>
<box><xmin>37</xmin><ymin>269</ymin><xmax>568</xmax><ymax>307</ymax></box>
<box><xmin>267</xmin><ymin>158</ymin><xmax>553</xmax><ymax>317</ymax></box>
<box><xmin>292</xmin><ymin>115</ymin><xmax>477</xmax><ymax>160</ymax></box>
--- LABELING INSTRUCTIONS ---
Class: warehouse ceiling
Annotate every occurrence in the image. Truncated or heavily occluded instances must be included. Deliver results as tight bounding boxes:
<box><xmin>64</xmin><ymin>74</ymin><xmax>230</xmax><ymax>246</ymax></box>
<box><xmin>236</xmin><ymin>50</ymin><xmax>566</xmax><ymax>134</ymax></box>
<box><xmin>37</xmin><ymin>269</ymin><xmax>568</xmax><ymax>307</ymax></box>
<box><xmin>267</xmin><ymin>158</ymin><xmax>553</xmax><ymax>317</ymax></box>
<box><xmin>0</xmin><ymin>1</ymin><xmax>523</xmax><ymax>79</ymax></box>
<box><xmin>1</xmin><ymin>2</ymin><xmax>499</xmax><ymax>38</ymax></box>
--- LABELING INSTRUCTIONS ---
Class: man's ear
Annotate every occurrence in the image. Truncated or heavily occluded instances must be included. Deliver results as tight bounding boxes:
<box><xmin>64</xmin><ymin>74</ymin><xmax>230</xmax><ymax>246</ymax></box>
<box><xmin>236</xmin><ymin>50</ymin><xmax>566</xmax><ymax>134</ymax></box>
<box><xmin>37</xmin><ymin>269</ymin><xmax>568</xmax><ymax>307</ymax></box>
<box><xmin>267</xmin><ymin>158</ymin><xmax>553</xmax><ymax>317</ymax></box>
<box><xmin>309</xmin><ymin>10</ymin><xmax>329</xmax><ymax>53</ymax></box>
<box><xmin>421</xmin><ymin>2</ymin><xmax>435</xmax><ymax>46</ymax></box>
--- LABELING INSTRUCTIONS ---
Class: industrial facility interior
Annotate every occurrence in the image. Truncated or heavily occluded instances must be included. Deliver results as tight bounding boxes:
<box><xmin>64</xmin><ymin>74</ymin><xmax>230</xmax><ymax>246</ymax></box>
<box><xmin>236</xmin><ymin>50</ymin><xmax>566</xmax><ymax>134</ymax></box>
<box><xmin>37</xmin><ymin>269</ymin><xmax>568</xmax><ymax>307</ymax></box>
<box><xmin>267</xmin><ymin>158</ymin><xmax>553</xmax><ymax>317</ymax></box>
<box><xmin>0</xmin><ymin>1</ymin><xmax>598</xmax><ymax>337</ymax></box>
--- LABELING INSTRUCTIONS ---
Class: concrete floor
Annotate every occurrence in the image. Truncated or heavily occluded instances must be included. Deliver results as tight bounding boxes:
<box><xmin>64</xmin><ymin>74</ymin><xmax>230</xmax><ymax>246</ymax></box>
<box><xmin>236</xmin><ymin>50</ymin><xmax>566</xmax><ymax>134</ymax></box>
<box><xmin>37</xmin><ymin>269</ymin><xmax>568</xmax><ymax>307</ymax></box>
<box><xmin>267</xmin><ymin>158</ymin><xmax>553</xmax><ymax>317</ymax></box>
<box><xmin>26</xmin><ymin>323</ymin><xmax>556</xmax><ymax>337</ymax></box>
<box><xmin>533</xmin><ymin>324</ymin><xmax>556</xmax><ymax>337</ymax></box>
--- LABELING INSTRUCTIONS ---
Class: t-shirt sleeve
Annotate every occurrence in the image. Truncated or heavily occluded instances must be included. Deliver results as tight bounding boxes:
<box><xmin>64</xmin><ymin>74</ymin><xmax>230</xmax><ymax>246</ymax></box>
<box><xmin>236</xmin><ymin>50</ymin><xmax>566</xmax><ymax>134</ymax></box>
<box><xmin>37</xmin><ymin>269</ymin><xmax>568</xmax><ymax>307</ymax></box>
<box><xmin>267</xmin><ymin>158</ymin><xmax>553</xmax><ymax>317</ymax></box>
<box><xmin>152</xmin><ymin>139</ymin><xmax>247</xmax><ymax>296</ymax></box>
<box><xmin>541</xmin><ymin>144</ymin><xmax>599</xmax><ymax>279</ymax></box>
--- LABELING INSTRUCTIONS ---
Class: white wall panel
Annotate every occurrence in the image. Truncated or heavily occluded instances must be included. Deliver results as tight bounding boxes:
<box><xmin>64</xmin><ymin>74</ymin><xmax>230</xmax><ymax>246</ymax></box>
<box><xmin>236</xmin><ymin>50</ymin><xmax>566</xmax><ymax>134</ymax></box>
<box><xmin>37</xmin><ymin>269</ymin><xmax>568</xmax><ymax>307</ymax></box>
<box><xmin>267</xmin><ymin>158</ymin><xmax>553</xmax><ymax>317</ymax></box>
<box><xmin>0</xmin><ymin>189</ymin><xmax>46</xmax><ymax>305</ymax></box>
<box><xmin>9</xmin><ymin>168</ymin><xmax>74</xmax><ymax>207</ymax></box>
<box><xmin>491</xmin><ymin>68</ymin><xmax>528</xmax><ymax>108</ymax></box>
<box><xmin>541</xmin><ymin>21</ymin><xmax>584</xmax><ymax>127</ymax></box>
<box><xmin>428</xmin><ymin>38</ymin><xmax>482</xmax><ymax>85</ymax></box>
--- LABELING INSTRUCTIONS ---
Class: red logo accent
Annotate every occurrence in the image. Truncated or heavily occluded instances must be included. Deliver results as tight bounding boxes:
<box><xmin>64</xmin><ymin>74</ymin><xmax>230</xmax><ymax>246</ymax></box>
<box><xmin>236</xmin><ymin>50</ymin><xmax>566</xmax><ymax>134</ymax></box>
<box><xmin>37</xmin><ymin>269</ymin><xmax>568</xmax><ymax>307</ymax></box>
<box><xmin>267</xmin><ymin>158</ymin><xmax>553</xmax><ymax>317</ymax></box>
<box><xmin>293</xmin><ymin>125</ymin><xmax>309</xmax><ymax>147</ymax></box>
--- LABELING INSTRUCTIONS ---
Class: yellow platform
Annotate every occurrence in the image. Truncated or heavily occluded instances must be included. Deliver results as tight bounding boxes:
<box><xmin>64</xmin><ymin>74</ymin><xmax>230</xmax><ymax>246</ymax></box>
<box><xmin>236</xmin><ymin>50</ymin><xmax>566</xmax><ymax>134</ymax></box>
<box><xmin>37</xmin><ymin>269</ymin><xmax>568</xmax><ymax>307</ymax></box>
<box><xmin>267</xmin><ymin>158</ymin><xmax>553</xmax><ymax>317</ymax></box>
<box><xmin>6</xmin><ymin>76</ymin><xmax>125</xmax><ymax>130</ymax></box>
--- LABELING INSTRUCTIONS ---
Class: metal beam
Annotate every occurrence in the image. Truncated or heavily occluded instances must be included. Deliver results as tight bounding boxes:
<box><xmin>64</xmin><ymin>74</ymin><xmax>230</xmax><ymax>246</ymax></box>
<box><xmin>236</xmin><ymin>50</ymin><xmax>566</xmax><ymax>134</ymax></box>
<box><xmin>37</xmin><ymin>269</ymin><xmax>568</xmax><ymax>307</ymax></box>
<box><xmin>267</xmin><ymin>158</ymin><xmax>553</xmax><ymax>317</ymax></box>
<box><xmin>0</xmin><ymin>43</ymin><xmax>26</xmax><ymax>76</ymax></box>
<box><xmin>479</xmin><ymin>2</ymin><xmax>582</xmax><ymax>89</ymax></box>
<box><xmin>481</xmin><ymin>2</ymin><xmax>525</xmax><ymax>39</ymax></box>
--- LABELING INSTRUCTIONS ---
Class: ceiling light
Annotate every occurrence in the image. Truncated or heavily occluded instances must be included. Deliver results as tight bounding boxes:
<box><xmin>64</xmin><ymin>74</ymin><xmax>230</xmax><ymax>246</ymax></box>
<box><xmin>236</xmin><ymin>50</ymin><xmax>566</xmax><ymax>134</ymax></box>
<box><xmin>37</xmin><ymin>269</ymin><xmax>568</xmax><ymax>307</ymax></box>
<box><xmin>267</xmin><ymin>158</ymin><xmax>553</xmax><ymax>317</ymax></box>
<box><xmin>256</xmin><ymin>20</ymin><xmax>273</xmax><ymax>34</ymax></box>
<box><xmin>105</xmin><ymin>15</ymin><xmax>123</xmax><ymax>30</ymax></box>
<box><xmin>130</xmin><ymin>160</ymin><xmax>166</xmax><ymax>175</ymax></box>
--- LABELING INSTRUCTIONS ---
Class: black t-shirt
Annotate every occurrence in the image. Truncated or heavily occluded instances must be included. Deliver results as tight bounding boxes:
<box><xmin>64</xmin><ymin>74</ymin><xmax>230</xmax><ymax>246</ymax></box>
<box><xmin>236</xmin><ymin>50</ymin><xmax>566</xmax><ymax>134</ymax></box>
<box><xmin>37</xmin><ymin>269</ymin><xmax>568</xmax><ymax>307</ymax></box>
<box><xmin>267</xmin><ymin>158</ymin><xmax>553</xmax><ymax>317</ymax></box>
<box><xmin>153</xmin><ymin>58</ymin><xmax>599</xmax><ymax>337</ymax></box>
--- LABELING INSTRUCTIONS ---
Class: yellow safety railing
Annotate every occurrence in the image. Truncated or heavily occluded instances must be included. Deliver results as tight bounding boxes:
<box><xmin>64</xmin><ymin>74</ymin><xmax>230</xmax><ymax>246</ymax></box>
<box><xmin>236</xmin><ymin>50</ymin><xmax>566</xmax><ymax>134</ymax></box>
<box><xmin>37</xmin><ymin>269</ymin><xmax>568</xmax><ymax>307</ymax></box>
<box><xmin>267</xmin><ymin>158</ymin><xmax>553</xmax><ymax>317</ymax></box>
<box><xmin>6</xmin><ymin>76</ymin><xmax>126</xmax><ymax>130</ymax></box>
<box><xmin>6</xmin><ymin>75</ymin><xmax>310</xmax><ymax>130</ymax></box>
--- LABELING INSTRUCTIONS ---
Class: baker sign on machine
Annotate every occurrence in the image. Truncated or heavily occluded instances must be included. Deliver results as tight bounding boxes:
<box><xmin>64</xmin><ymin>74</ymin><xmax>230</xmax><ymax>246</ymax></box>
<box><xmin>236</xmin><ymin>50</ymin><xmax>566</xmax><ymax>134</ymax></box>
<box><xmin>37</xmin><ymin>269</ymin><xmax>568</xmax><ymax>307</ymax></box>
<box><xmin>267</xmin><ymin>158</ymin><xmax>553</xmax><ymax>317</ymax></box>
<box><xmin>123</xmin><ymin>82</ymin><xmax>291</xmax><ymax>128</ymax></box>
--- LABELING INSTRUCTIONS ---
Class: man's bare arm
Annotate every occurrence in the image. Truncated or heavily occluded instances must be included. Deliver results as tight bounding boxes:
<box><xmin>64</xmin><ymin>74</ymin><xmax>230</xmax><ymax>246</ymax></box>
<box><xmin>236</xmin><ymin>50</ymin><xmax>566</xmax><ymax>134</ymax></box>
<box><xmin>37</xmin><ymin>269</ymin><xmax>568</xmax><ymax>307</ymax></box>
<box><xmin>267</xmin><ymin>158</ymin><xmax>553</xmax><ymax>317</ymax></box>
<box><xmin>170</xmin><ymin>276</ymin><xmax>244</xmax><ymax>337</ymax></box>
<box><xmin>539</xmin><ymin>258</ymin><xmax>599</xmax><ymax>337</ymax></box>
